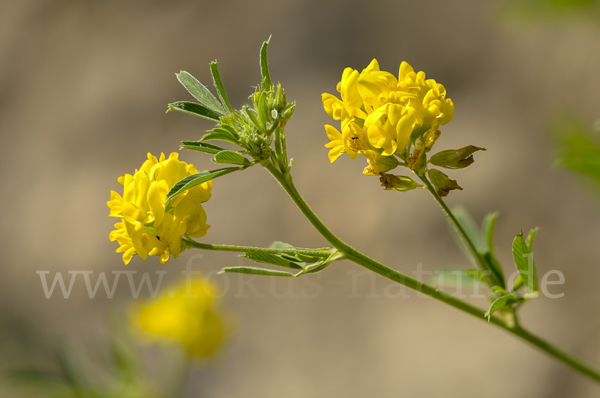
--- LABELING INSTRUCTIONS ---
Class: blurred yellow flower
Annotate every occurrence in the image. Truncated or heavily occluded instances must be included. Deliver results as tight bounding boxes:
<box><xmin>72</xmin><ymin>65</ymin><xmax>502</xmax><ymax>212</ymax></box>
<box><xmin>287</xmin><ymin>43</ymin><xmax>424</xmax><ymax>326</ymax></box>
<box><xmin>132</xmin><ymin>277</ymin><xmax>226</xmax><ymax>359</ymax></box>
<box><xmin>322</xmin><ymin>59</ymin><xmax>454</xmax><ymax>176</ymax></box>
<box><xmin>108</xmin><ymin>153</ymin><xmax>212</xmax><ymax>264</ymax></box>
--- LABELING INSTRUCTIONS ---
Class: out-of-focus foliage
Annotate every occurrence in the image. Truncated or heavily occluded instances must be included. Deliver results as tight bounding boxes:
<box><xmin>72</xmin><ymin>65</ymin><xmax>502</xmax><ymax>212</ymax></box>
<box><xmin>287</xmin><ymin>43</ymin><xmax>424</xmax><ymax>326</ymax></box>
<box><xmin>501</xmin><ymin>0</ymin><xmax>600</xmax><ymax>22</ymax></box>
<box><xmin>5</xmin><ymin>316</ymin><xmax>157</xmax><ymax>398</ymax></box>
<box><xmin>554</xmin><ymin>117</ymin><xmax>600</xmax><ymax>195</ymax></box>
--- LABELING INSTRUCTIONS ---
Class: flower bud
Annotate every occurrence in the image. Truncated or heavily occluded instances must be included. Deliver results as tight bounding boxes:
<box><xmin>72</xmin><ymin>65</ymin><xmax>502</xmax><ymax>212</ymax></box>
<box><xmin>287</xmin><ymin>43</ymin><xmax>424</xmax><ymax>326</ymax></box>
<box><xmin>407</xmin><ymin>141</ymin><xmax>427</xmax><ymax>172</ymax></box>
<box><xmin>430</xmin><ymin>145</ymin><xmax>486</xmax><ymax>169</ymax></box>
<box><xmin>363</xmin><ymin>150</ymin><xmax>399</xmax><ymax>176</ymax></box>
<box><xmin>379</xmin><ymin>173</ymin><xmax>418</xmax><ymax>191</ymax></box>
<box><xmin>423</xmin><ymin>127</ymin><xmax>441</xmax><ymax>151</ymax></box>
<box><xmin>427</xmin><ymin>169</ymin><xmax>462</xmax><ymax>197</ymax></box>
<box><xmin>274</xmin><ymin>83</ymin><xmax>287</xmax><ymax>110</ymax></box>
<box><xmin>280</xmin><ymin>102</ymin><xmax>296</xmax><ymax>122</ymax></box>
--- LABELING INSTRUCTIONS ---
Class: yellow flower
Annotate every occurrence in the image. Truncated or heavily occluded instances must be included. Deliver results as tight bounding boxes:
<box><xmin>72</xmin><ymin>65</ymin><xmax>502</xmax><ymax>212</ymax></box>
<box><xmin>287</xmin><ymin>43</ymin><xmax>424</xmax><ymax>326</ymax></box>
<box><xmin>108</xmin><ymin>153</ymin><xmax>212</xmax><ymax>264</ymax></box>
<box><xmin>364</xmin><ymin>103</ymin><xmax>421</xmax><ymax>156</ymax></box>
<box><xmin>132</xmin><ymin>277</ymin><xmax>227</xmax><ymax>359</ymax></box>
<box><xmin>324</xmin><ymin>120</ymin><xmax>369</xmax><ymax>163</ymax></box>
<box><xmin>322</xmin><ymin>59</ymin><xmax>454</xmax><ymax>175</ymax></box>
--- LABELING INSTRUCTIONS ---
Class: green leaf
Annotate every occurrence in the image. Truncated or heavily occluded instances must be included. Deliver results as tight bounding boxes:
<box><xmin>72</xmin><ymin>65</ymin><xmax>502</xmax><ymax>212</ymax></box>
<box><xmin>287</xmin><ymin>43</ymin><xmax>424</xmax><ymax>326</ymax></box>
<box><xmin>526</xmin><ymin>227</ymin><xmax>539</xmax><ymax>252</ymax></box>
<box><xmin>167</xmin><ymin>101</ymin><xmax>221</xmax><ymax>121</ymax></box>
<box><xmin>430</xmin><ymin>269</ymin><xmax>488</xmax><ymax>288</ymax></box>
<box><xmin>220</xmin><ymin>266</ymin><xmax>294</xmax><ymax>277</ymax></box>
<box><xmin>269</xmin><ymin>241</ymin><xmax>295</xmax><ymax>250</ymax></box>
<box><xmin>294</xmin><ymin>252</ymin><xmax>328</xmax><ymax>263</ymax></box>
<box><xmin>166</xmin><ymin>167</ymin><xmax>242</xmax><ymax>202</ymax></box>
<box><xmin>452</xmin><ymin>207</ymin><xmax>487</xmax><ymax>254</ymax></box>
<box><xmin>296</xmin><ymin>260</ymin><xmax>328</xmax><ymax>276</ymax></box>
<box><xmin>482</xmin><ymin>252</ymin><xmax>505</xmax><ymax>289</ymax></box>
<box><xmin>181</xmin><ymin>141</ymin><xmax>226</xmax><ymax>154</ymax></box>
<box><xmin>209</xmin><ymin>61</ymin><xmax>233</xmax><ymax>114</ymax></box>
<box><xmin>260</xmin><ymin>37</ymin><xmax>272</xmax><ymax>88</ymax></box>
<box><xmin>513</xmin><ymin>275</ymin><xmax>524</xmax><ymax>292</ymax></box>
<box><xmin>245</xmin><ymin>107</ymin><xmax>262</xmax><ymax>130</ymax></box>
<box><xmin>485</xmin><ymin>292</ymin><xmax>524</xmax><ymax>320</ymax></box>
<box><xmin>512</xmin><ymin>233</ymin><xmax>538</xmax><ymax>292</ymax></box>
<box><xmin>243</xmin><ymin>253</ymin><xmax>303</xmax><ymax>270</ymax></box>
<box><xmin>212</xmin><ymin>150</ymin><xmax>252</xmax><ymax>166</ymax></box>
<box><xmin>491</xmin><ymin>285</ymin><xmax>508</xmax><ymax>295</ymax></box>
<box><xmin>482</xmin><ymin>212</ymin><xmax>499</xmax><ymax>255</ymax></box>
<box><xmin>200</xmin><ymin>128</ymin><xmax>240</xmax><ymax>145</ymax></box>
<box><xmin>56</xmin><ymin>347</ymin><xmax>97</xmax><ymax>393</ymax></box>
<box><xmin>176</xmin><ymin>71</ymin><xmax>225</xmax><ymax>114</ymax></box>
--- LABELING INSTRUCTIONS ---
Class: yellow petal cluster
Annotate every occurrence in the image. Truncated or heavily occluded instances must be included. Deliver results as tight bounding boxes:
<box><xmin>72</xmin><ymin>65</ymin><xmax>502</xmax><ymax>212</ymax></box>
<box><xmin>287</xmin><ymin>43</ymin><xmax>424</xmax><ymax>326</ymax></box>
<box><xmin>322</xmin><ymin>59</ymin><xmax>454</xmax><ymax>175</ymax></box>
<box><xmin>132</xmin><ymin>277</ymin><xmax>226</xmax><ymax>359</ymax></box>
<box><xmin>108</xmin><ymin>153</ymin><xmax>212</xmax><ymax>264</ymax></box>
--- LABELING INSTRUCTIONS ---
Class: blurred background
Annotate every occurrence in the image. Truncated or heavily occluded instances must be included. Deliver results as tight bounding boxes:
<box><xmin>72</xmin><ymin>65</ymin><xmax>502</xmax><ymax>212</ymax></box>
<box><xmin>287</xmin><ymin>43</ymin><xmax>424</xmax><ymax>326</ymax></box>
<box><xmin>2</xmin><ymin>0</ymin><xmax>600</xmax><ymax>396</ymax></box>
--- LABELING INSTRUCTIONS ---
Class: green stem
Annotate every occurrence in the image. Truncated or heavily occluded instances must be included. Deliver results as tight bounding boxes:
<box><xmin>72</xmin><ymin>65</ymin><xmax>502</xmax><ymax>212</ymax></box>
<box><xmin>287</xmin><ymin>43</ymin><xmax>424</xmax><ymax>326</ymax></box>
<box><xmin>263</xmin><ymin>162</ymin><xmax>600</xmax><ymax>383</ymax></box>
<box><xmin>183</xmin><ymin>238</ymin><xmax>332</xmax><ymax>258</ymax></box>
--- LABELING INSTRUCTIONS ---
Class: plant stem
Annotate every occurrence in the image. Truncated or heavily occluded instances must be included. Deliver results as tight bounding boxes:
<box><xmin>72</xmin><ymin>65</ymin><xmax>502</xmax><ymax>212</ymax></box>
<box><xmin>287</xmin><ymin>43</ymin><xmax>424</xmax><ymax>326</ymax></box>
<box><xmin>418</xmin><ymin>173</ymin><xmax>502</xmax><ymax>286</ymax></box>
<box><xmin>263</xmin><ymin>163</ymin><xmax>600</xmax><ymax>383</ymax></box>
<box><xmin>183</xmin><ymin>238</ymin><xmax>332</xmax><ymax>257</ymax></box>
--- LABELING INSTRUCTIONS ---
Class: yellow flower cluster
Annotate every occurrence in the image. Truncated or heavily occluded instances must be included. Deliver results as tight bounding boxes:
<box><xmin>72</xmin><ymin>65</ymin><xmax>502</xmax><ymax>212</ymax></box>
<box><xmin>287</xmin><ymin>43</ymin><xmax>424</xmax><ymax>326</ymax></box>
<box><xmin>322</xmin><ymin>59</ymin><xmax>454</xmax><ymax>175</ymax></box>
<box><xmin>108</xmin><ymin>153</ymin><xmax>212</xmax><ymax>264</ymax></box>
<box><xmin>132</xmin><ymin>277</ymin><xmax>226</xmax><ymax>359</ymax></box>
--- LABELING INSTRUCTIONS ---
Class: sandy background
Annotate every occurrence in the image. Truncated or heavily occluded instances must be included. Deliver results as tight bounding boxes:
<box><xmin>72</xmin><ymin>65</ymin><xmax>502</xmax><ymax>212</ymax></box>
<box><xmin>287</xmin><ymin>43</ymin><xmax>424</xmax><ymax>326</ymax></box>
<box><xmin>2</xmin><ymin>0</ymin><xmax>600</xmax><ymax>397</ymax></box>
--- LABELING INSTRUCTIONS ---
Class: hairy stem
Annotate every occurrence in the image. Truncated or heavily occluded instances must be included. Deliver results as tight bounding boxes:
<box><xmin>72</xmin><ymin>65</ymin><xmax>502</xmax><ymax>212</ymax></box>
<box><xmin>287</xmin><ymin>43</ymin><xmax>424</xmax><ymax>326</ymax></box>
<box><xmin>183</xmin><ymin>238</ymin><xmax>332</xmax><ymax>257</ymax></box>
<box><xmin>263</xmin><ymin>162</ymin><xmax>600</xmax><ymax>383</ymax></box>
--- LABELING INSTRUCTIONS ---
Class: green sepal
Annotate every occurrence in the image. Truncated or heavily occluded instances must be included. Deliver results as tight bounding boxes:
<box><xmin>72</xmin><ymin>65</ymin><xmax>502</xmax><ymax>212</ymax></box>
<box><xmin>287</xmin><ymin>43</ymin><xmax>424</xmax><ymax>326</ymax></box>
<box><xmin>181</xmin><ymin>141</ymin><xmax>226</xmax><ymax>154</ymax></box>
<box><xmin>512</xmin><ymin>232</ymin><xmax>538</xmax><ymax>292</ymax></box>
<box><xmin>260</xmin><ymin>37</ymin><xmax>272</xmax><ymax>88</ymax></box>
<box><xmin>212</xmin><ymin>150</ymin><xmax>252</xmax><ymax>166</ymax></box>
<box><xmin>176</xmin><ymin>71</ymin><xmax>225</xmax><ymax>114</ymax></box>
<box><xmin>485</xmin><ymin>292</ymin><xmax>524</xmax><ymax>321</ymax></box>
<box><xmin>242</xmin><ymin>253</ymin><xmax>303</xmax><ymax>270</ymax></box>
<box><xmin>220</xmin><ymin>266</ymin><xmax>294</xmax><ymax>277</ymax></box>
<box><xmin>209</xmin><ymin>61</ymin><xmax>233</xmax><ymax>113</ymax></box>
<box><xmin>166</xmin><ymin>167</ymin><xmax>243</xmax><ymax>202</ymax></box>
<box><xmin>167</xmin><ymin>101</ymin><xmax>221</xmax><ymax>121</ymax></box>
